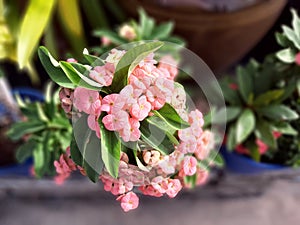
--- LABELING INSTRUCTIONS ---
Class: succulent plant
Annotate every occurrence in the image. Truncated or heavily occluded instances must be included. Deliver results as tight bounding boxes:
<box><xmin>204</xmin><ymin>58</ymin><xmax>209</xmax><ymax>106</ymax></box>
<box><xmin>7</xmin><ymin>83</ymin><xmax>72</xmax><ymax>177</ymax></box>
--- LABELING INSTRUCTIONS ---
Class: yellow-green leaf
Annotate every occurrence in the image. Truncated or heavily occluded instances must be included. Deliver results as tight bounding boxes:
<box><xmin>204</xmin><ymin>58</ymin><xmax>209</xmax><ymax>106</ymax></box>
<box><xmin>17</xmin><ymin>0</ymin><xmax>56</xmax><ymax>69</ymax></box>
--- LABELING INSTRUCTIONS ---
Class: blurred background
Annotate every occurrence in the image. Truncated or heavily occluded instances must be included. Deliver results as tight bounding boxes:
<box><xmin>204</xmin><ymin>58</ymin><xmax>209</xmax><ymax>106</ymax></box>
<box><xmin>0</xmin><ymin>0</ymin><xmax>300</xmax><ymax>224</ymax></box>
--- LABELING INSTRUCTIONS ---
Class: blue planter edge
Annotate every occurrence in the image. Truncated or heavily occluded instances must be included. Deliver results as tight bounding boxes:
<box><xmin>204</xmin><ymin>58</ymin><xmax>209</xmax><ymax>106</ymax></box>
<box><xmin>220</xmin><ymin>146</ymin><xmax>287</xmax><ymax>175</ymax></box>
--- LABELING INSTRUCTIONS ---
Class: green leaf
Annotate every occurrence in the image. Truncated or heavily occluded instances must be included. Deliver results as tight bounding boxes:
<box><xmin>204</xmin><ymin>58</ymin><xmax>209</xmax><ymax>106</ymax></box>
<box><xmin>35</xmin><ymin>102</ymin><xmax>49</xmax><ymax>122</ymax></box>
<box><xmin>276</xmin><ymin>48</ymin><xmax>296</xmax><ymax>63</ymax></box>
<box><xmin>73</xmin><ymin>114</ymin><xmax>103</xmax><ymax>182</ymax></box>
<box><xmin>145</xmin><ymin>116</ymin><xmax>179</xmax><ymax>145</ymax></box>
<box><xmin>226</xmin><ymin>124</ymin><xmax>237</xmax><ymax>150</ymax></box>
<box><xmin>33</xmin><ymin>142</ymin><xmax>44</xmax><ymax>177</ymax></box>
<box><xmin>207</xmin><ymin>150</ymin><xmax>224</xmax><ymax>168</ymax></box>
<box><xmin>291</xmin><ymin>9</ymin><xmax>300</xmax><ymax>39</ymax></box>
<box><xmin>275</xmin><ymin>32</ymin><xmax>293</xmax><ymax>47</ymax></box>
<box><xmin>83</xmin><ymin>48</ymin><xmax>105</xmax><ymax>65</ymax></box>
<box><xmin>253</xmin><ymin>89</ymin><xmax>284</xmax><ymax>106</ymax></box>
<box><xmin>237</xmin><ymin>66</ymin><xmax>253</xmax><ymax>103</ymax></box>
<box><xmin>99</xmin><ymin>119</ymin><xmax>121</xmax><ymax>178</ymax></box>
<box><xmin>140</xmin><ymin>120</ymin><xmax>175</xmax><ymax>155</ymax></box>
<box><xmin>93</xmin><ymin>29</ymin><xmax>127</xmax><ymax>44</ymax></box>
<box><xmin>184</xmin><ymin>174</ymin><xmax>197</xmax><ymax>188</ymax></box>
<box><xmin>220</xmin><ymin>79</ymin><xmax>241</xmax><ymax>105</ymax></box>
<box><xmin>70</xmin><ymin>134</ymin><xmax>83</xmax><ymax>167</ymax></box>
<box><xmin>212</xmin><ymin>106</ymin><xmax>241</xmax><ymax>124</ymax></box>
<box><xmin>213</xmin><ymin>154</ymin><xmax>225</xmax><ymax>167</ymax></box>
<box><xmin>282</xmin><ymin>25</ymin><xmax>300</xmax><ymax>49</ymax></box>
<box><xmin>44</xmin><ymin>21</ymin><xmax>59</xmax><ymax>59</ymax></box>
<box><xmin>258</xmin><ymin>105</ymin><xmax>299</xmax><ymax>121</ymax></box>
<box><xmin>272</xmin><ymin>122</ymin><xmax>298</xmax><ymax>136</ymax></box>
<box><xmin>153</xmin><ymin>103</ymin><xmax>190</xmax><ymax>130</ymax></box>
<box><xmin>5</xmin><ymin>1</ymin><xmax>20</xmax><ymax>39</ymax></box>
<box><xmin>7</xmin><ymin>121</ymin><xmax>46</xmax><ymax>141</ymax></box>
<box><xmin>59</xmin><ymin>61</ymin><xmax>103</xmax><ymax>90</ymax></box>
<box><xmin>16</xmin><ymin>139</ymin><xmax>37</xmax><ymax>163</ymax></box>
<box><xmin>58</xmin><ymin>61</ymin><xmax>81</xmax><ymax>85</ymax></box>
<box><xmin>17</xmin><ymin>0</ymin><xmax>56</xmax><ymax>68</ymax></box>
<box><xmin>248</xmin><ymin>142</ymin><xmax>260</xmax><ymax>162</ymax></box>
<box><xmin>138</xmin><ymin>8</ymin><xmax>154</xmax><ymax>39</ymax></box>
<box><xmin>151</xmin><ymin>22</ymin><xmax>174</xmax><ymax>39</ymax></box>
<box><xmin>236</xmin><ymin>109</ymin><xmax>256</xmax><ymax>144</ymax></box>
<box><xmin>110</xmin><ymin>41</ymin><xmax>164</xmax><ymax>93</ymax></box>
<box><xmin>255</xmin><ymin>120</ymin><xmax>276</xmax><ymax>149</ymax></box>
<box><xmin>38</xmin><ymin>47</ymin><xmax>74</xmax><ymax>88</ymax></box>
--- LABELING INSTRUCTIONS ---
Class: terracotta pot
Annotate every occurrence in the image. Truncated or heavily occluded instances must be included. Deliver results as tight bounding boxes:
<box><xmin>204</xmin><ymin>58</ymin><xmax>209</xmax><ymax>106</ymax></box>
<box><xmin>118</xmin><ymin>0</ymin><xmax>287</xmax><ymax>72</ymax></box>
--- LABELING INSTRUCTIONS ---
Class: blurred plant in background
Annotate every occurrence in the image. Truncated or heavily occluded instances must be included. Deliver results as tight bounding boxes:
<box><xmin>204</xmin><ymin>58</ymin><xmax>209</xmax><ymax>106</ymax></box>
<box><xmin>0</xmin><ymin>0</ymin><xmax>124</xmax><ymax>84</ymax></box>
<box><xmin>7</xmin><ymin>83</ymin><xmax>72</xmax><ymax>177</ymax></box>
<box><xmin>92</xmin><ymin>9</ymin><xmax>185</xmax><ymax>59</ymax></box>
<box><xmin>211</xmin><ymin>9</ymin><xmax>300</xmax><ymax>166</ymax></box>
<box><xmin>270</xmin><ymin>9</ymin><xmax>300</xmax><ymax>167</ymax></box>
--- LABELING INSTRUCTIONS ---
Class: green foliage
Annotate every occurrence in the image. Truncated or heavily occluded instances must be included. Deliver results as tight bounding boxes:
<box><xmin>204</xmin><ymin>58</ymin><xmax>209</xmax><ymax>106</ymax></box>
<box><xmin>92</xmin><ymin>8</ymin><xmax>185</xmax><ymax>57</ymax></box>
<box><xmin>1</xmin><ymin>0</ymin><xmax>114</xmax><ymax>83</ymax></box>
<box><xmin>153</xmin><ymin>103</ymin><xmax>190</xmax><ymax>130</ymax></box>
<box><xmin>236</xmin><ymin>109</ymin><xmax>256</xmax><ymax>144</ymax></box>
<box><xmin>7</xmin><ymin>83</ymin><xmax>72</xmax><ymax>177</ymax></box>
<box><xmin>40</xmin><ymin>40</ymin><xmax>224</xmax><ymax>179</ymax></box>
<box><xmin>276</xmin><ymin>9</ymin><xmax>300</xmax><ymax>63</ymax></box>
<box><xmin>140</xmin><ymin>120</ymin><xmax>175</xmax><ymax>155</ymax></box>
<box><xmin>39</xmin><ymin>41</ymin><xmax>164</xmax><ymax>94</ymax></box>
<box><xmin>99</xmin><ymin>118</ymin><xmax>121</xmax><ymax>179</ymax></box>
<box><xmin>72</xmin><ymin>114</ymin><xmax>103</xmax><ymax>182</ymax></box>
<box><xmin>110</xmin><ymin>41</ymin><xmax>164</xmax><ymax>93</ymax></box>
<box><xmin>17</xmin><ymin>0</ymin><xmax>56</xmax><ymax>69</ymax></box>
<box><xmin>212</xmin><ymin>9</ymin><xmax>300</xmax><ymax>164</ymax></box>
<box><xmin>213</xmin><ymin>57</ymin><xmax>298</xmax><ymax>162</ymax></box>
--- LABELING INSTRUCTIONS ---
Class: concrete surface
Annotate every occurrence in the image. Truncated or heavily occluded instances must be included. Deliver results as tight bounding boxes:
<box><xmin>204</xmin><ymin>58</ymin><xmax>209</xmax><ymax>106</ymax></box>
<box><xmin>0</xmin><ymin>177</ymin><xmax>299</xmax><ymax>225</ymax></box>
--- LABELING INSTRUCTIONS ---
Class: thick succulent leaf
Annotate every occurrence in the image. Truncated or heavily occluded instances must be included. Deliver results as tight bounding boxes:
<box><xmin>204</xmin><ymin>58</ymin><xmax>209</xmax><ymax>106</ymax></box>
<box><xmin>16</xmin><ymin>139</ymin><xmax>37</xmax><ymax>163</ymax></box>
<box><xmin>151</xmin><ymin>22</ymin><xmax>174</xmax><ymax>39</ymax></box>
<box><xmin>291</xmin><ymin>9</ymin><xmax>300</xmax><ymax>40</ymax></box>
<box><xmin>38</xmin><ymin>47</ymin><xmax>74</xmax><ymax>88</ymax></box>
<box><xmin>140</xmin><ymin>120</ymin><xmax>175</xmax><ymax>155</ymax></box>
<box><xmin>73</xmin><ymin>114</ymin><xmax>103</xmax><ymax>182</ymax></box>
<box><xmin>255</xmin><ymin>120</ymin><xmax>276</xmax><ymax>149</ymax></box>
<box><xmin>110</xmin><ymin>41</ymin><xmax>164</xmax><ymax>93</ymax></box>
<box><xmin>276</xmin><ymin>48</ymin><xmax>296</xmax><ymax>63</ymax></box>
<box><xmin>153</xmin><ymin>103</ymin><xmax>190</xmax><ymax>130</ymax></box>
<box><xmin>237</xmin><ymin>66</ymin><xmax>253</xmax><ymax>104</ymax></box>
<box><xmin>282</xmin><ymin>25</ymin><xmax>300</xmax><ymax>49</ymax></box>
<box><xmin>253</xmin><ymin>89</ymin><xmax>284</xmax><ymax>106</ymax></box>
<box><xmin>212</xmin><ymin>106</ymin><xmax>241</xmax><ymax>124</ymax></box>
<box><xmin>7</xmin><ymin>121</ymin><xmax>46</xmax><ymax>141</ymax></box>
<box><xmin>236</xmin><ymin>109</ymin><xmax>256</xmax><ymax>144</ymax></box>
<box><xmin>99</xmin><ymin>118</ymin><xmax>121</xmax><ymax>178</ymax></box>
<box><xmin>258</xmin><ymin>105</ymin><xmax>299</xmax><ymax>121</ymax></box>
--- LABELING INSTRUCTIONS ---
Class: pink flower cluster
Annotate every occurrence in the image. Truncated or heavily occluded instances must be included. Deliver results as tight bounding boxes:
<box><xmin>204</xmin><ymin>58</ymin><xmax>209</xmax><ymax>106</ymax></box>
<box><xmin>97</xmin><ymin>124</ymin><xmax>213</xmax><ymax>212</ymax></box>
<box><xmin>53</xmin><ymin>147</ymin><xmax>84</xmax><ymax>185</ymax></box>
<box><xmin>54</xmin><ymin>50</ymin><xmax>216</xmax><ymax>212</ymax></box>
<box><xmin>73</xmin><ymin>51</ymin><xmax>177</xmax><ymax>143</ymax></box>
<box><xmin>99</xmin><ymin>152</ymin><xmax>183</xmax><ymax>211</ymax></box>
